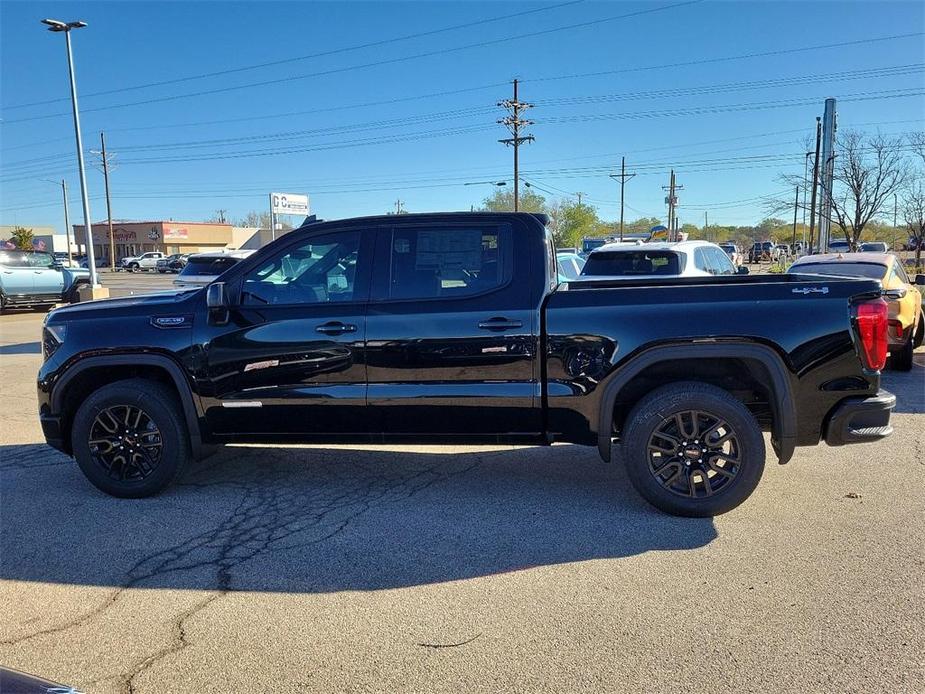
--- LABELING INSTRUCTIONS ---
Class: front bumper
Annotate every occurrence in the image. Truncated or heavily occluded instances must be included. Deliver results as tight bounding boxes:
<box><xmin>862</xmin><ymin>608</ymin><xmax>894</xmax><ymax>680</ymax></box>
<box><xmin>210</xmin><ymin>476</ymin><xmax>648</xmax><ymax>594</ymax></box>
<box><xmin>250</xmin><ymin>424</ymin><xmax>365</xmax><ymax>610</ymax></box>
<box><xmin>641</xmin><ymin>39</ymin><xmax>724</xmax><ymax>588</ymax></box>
<box><xmin>40</xmin><ymin>413</ymin><xmax>67</xmax><ymax>453</ymax></box>
<box><xmin>824</xmin><ymin>389</ymin><xmax>895</xmax><ymax>446</ymax></box>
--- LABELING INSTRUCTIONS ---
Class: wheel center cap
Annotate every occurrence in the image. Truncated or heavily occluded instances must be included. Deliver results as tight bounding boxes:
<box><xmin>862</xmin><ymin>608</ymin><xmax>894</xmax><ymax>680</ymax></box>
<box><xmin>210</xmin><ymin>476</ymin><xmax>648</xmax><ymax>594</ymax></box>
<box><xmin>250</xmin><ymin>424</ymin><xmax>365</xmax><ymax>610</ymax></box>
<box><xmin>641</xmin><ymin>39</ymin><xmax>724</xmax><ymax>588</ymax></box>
<box><xmin>683</xmin><ymin>445</ymin><xmax>701</xmax><ymax>460</ymax></box>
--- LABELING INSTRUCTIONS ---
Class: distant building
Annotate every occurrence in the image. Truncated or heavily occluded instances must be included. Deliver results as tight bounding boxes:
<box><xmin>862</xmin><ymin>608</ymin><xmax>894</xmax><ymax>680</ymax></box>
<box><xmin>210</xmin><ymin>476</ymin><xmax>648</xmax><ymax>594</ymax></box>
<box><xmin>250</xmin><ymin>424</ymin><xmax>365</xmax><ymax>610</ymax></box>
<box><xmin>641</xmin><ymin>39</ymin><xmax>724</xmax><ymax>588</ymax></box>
<box><xmin>0</xmin><ymin>225</ymin><xmax>70</xmax><ymax>253</ymax></box>
<box><xmin>72</xmin><ymin>221</ymin><xmax>294</xmax><ymax>262</ymax></box>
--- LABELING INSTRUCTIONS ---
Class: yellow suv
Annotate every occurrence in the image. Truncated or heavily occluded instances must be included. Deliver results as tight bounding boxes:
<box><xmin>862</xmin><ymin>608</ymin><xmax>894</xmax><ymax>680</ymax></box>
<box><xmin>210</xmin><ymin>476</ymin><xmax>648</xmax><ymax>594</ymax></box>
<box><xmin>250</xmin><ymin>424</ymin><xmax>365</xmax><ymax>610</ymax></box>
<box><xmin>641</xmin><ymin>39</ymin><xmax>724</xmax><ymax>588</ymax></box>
<box><xmin>789</xmin><ymin>252</ymin><xmax>924</xmax><ymax>370</ymax></box>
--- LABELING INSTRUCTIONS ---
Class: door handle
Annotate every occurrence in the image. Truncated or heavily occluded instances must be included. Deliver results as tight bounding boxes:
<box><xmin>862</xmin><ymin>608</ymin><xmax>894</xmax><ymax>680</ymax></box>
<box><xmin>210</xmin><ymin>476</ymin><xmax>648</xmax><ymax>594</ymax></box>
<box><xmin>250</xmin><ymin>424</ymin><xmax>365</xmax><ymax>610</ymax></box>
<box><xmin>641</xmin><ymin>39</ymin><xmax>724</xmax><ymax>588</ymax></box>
<box><xmin>315</xmin><ymin>321</ymin><xmax>357</xmax><ymax>335</ymax></box>
<box><xmin>478</xmin><ymin>317</ymin><xmax>523</xmax><ymax>331</ymax></box>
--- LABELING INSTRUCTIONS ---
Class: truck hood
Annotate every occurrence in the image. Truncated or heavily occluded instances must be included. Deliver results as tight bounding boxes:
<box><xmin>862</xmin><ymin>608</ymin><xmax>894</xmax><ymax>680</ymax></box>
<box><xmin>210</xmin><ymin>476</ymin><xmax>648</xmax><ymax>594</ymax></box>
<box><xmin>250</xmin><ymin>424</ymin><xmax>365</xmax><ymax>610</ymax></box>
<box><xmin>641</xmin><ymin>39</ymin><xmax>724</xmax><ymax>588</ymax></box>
<box><xmin>47</xmin><ymin>288</ymin><xmax>200</xmax><ymax>321</ymax></box>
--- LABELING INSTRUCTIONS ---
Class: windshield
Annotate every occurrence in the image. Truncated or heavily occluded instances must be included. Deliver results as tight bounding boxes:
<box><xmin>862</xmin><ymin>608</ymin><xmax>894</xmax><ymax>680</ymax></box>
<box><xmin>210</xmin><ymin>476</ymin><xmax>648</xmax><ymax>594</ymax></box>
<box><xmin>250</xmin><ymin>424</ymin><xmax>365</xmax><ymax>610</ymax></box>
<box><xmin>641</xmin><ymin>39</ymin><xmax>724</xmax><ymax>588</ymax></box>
<box><xmin>178</xmin><ymin>256</ymin><xmax>240</xmax><ymax>277</ymax></box>
<box><xmin>789</xmin><ymin>262</ymin><xmax>886</xmax><ymax>279</ymax></box>
<box><xmin>582</xmin><ymin>250</ymin><xmax>681</xmax><ymax>277</ymax></box>
<box><xmin>0</xmin><ymin>250</ymin><xmax>55</xmax><ymax>268</ymax></box>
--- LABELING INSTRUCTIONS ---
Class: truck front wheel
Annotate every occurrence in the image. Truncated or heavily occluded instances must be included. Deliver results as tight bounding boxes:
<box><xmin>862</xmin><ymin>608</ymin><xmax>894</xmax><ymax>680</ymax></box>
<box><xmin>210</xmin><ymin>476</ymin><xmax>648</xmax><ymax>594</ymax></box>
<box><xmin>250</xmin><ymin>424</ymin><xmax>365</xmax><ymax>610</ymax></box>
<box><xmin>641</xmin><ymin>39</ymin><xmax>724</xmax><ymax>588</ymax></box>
<box><xmin>71</xmin><ymin>378</ymin><xmax>190</xmax><ymax>498</ymax></box>
<box><xmin>620</xmin><ymin>382</ymin><xmax>765</xmax><ymax>517</ymax></box>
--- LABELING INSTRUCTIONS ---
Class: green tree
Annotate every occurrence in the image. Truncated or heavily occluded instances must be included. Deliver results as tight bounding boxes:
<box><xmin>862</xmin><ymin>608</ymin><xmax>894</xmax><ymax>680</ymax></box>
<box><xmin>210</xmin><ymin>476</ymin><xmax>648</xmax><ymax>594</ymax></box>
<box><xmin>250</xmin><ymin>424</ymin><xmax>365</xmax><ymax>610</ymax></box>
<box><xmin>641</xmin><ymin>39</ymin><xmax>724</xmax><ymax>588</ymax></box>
<box><xmin>9</xmin><ymin>226</ymin><xmax>34</xmax><ymax>250</ymax></box>
<box><xmin>480</xmin><ymin>187</ymin><xmax>546</xmax><ymax>213</ymax></box>
<box><xmin>558</xmin><ymin>201</ymin><xmax>601</xmax><ymax>248</ymax></box>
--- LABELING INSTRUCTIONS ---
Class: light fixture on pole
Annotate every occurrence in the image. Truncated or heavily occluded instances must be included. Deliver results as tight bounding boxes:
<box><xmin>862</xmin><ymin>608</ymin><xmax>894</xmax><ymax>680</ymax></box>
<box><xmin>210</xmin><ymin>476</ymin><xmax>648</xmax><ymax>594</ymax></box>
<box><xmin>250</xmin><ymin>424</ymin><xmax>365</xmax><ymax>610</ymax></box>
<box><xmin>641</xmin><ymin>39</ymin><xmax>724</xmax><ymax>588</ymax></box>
<box><xmin>463</xmin><ymin>181</ymin><xmax>507</xmax><ymax>186</ymax></box>
<box><xmin>42</xmin><ymin>18</ymin><xmax>104</xmax><ymax>292</ymax></box>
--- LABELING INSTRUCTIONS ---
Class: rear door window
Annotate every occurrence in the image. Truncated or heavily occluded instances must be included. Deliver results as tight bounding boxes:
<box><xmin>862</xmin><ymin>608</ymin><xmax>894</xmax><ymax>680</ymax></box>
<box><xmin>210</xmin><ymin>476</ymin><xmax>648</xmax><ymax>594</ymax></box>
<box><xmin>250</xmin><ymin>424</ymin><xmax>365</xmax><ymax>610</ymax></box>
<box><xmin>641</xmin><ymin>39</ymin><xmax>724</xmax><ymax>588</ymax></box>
<box><xmin>382</xmin><ymin>225</ymin><xmax>511</xmax><ymax>300</ymax></box>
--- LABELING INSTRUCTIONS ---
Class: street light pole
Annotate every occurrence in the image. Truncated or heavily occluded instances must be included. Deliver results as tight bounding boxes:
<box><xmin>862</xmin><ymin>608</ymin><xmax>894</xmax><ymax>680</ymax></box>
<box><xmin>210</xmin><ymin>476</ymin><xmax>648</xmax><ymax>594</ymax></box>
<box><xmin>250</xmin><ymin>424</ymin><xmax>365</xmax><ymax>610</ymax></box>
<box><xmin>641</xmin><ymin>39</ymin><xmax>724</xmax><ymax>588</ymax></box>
<box><xmin>43</xmin><ymin>18</ymin><xmax>99</xmax><ymax>288</ymax></box>
<box><xmin>40</xmin><ymin>178</ymin><xmax>73</xmax><ymax>264</ymax></box>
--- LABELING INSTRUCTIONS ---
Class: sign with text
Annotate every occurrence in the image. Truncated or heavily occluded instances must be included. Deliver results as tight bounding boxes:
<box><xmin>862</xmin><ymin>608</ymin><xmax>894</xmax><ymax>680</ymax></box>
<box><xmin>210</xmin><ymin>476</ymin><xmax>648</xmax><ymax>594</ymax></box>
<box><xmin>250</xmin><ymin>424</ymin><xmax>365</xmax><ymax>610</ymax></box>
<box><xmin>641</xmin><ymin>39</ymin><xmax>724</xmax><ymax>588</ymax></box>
<box><xmin>164</xmin><ymin>227</ymin><xmax>189</xmax><ymax>240</ymax></box>
<box><xmin>270</xmin><ymin>192</ymin><xmax>310</xmax><ymax>216</ymax></box>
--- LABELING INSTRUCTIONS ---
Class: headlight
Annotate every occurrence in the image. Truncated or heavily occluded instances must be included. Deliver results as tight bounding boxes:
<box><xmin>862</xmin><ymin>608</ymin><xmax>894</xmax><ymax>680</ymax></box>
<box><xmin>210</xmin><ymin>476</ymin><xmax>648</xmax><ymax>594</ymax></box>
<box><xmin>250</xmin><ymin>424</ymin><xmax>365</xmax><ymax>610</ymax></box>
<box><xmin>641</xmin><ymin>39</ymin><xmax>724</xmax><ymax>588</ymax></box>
<box><xmin>42</xmin><ymin>323</ymin><xmax>67</xmax><ymax>359</ymax></box>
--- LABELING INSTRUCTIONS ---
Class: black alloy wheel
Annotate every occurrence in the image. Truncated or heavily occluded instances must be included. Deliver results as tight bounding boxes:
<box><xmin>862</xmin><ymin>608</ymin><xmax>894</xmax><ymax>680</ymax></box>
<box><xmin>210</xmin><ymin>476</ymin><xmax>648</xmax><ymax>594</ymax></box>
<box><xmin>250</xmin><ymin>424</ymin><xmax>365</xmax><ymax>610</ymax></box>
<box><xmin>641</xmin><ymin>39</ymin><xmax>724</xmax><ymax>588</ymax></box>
<box><xmin>646</xmin><ymin>410</ymin><xmax>741</xmax><ymax>500</ymax></box>
<box><xmin>621</xmin><ymin>381</ymin><xmax>765</xmax><ymax>517</ymax></box>
<box><xmin>88</xmin><ymin>404</ymin><xmax>163</xmax><ymax>481</ymax></box>
<box><xmin>72</xmin><ymin>378</ymin><xmax>190</xmax><ymax>497</ymax></box>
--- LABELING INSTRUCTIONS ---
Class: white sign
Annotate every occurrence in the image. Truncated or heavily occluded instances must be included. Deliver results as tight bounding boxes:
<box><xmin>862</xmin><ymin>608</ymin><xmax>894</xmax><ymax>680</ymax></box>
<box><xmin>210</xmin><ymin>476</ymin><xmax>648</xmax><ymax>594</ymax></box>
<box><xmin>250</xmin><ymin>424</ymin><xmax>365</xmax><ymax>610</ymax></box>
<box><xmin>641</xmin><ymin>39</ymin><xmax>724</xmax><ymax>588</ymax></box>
<box><xmin>270</xmin><ymin>192</ymin><xmax>310</xmax><ymax>216</ymax></box>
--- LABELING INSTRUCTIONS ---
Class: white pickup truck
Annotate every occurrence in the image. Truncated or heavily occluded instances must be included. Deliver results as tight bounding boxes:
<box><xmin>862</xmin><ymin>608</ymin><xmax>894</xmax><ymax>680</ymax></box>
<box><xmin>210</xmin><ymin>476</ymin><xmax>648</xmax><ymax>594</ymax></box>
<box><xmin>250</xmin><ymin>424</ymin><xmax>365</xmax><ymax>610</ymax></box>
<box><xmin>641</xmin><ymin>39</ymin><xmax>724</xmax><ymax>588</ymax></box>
<box><xmin>121</xmin><ymin>251</ymin><xmax>165</xmax><ymax>272</ymax></box>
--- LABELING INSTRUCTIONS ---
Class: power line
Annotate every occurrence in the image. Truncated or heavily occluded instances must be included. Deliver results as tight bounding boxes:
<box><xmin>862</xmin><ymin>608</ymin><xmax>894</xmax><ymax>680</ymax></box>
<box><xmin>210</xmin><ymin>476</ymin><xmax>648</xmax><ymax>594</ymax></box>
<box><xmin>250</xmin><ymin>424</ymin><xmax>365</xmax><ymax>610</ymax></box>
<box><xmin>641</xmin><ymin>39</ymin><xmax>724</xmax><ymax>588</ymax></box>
<box><xmin>2</xmin><ymin>0</ymin><xmax>701</xmax><ymax>125</ymax></box>
<box><xmin>524</xmin><ymin>31</ymin><xmax>925</xmax><ymax>84</ymax></box>
<box><xmin>535</xmin><ymin>64</ymin><xmax>924</xmax><ymax>107</ymax></box>
<box><xmin>3</xmin><ymin>1</ymin><xmax>584</xmax><ymax>110</ymax></box>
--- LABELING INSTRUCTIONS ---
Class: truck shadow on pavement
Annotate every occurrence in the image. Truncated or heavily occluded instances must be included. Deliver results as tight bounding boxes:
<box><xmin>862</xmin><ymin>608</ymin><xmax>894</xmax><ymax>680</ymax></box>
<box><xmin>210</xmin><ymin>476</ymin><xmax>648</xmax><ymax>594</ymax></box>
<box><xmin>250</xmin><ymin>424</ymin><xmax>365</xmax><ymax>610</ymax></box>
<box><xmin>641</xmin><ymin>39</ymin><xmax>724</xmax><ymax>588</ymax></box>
<box><xmin>0</xmin><ymin>341</ymin><xmax>41</xmax><ymax>355</ymax></box>
<box><xmin>0</xmin><ymin>443</ymin><xmax>716</xmax><ymax>593</ymax></box>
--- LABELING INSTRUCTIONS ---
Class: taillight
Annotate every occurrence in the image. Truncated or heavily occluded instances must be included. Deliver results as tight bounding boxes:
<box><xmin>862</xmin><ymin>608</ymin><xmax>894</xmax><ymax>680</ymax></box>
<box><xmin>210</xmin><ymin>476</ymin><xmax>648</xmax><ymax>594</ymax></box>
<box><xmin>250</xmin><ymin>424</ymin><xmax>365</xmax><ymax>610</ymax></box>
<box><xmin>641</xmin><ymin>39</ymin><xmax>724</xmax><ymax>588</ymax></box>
<box><xmin>855</xmin><ymin>299</ymin><xmax>888</xmax><ymax>371</ymax></box>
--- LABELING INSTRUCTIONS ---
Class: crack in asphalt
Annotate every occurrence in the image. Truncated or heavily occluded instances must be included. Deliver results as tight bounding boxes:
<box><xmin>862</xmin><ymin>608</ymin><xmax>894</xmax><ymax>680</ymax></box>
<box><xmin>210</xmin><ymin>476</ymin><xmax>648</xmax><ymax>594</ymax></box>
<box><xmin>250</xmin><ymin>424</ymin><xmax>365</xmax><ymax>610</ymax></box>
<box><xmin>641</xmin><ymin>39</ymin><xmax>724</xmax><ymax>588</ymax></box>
<box><xmin>2</xmin><ymin>445</ymin><xmax>484</xmax><ymax>692</ymax></box>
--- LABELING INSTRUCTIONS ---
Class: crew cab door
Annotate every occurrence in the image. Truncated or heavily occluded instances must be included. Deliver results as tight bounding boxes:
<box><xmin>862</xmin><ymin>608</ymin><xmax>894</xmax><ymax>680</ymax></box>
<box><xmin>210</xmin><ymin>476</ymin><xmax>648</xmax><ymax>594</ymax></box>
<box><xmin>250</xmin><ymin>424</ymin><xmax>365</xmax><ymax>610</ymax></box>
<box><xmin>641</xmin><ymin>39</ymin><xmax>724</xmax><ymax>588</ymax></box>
<box><xmin>30</xmin><ymin>252</ymin><xmax>66</xmax><ymax>295</ymax></box>
<box><xmin>200</xmin><ymin>228</ymin><xmax>374</xmax><ymax>436</ymax></box>
<box><xmin>365</xmin><ymin>220</ymin><xmax>540</xmax><ymax>437</ymax></box>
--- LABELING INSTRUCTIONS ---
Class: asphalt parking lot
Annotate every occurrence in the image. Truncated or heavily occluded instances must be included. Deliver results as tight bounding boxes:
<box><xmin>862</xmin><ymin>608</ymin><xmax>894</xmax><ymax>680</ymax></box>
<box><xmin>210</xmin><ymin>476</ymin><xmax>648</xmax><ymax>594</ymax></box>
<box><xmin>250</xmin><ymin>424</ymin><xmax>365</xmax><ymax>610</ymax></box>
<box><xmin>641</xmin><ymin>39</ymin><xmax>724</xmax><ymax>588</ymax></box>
<box><xmin>0</xmin><ymin>289</ymin><xmax>923</xmax><ymax>693</ymax></box>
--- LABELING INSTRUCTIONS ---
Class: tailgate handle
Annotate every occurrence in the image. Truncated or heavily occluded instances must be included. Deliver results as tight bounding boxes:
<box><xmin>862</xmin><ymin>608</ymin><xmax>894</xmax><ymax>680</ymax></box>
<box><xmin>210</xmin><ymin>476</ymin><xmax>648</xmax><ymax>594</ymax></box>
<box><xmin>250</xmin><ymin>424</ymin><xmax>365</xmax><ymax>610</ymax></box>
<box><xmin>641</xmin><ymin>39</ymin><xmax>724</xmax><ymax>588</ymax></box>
<box><xmin>315</xmin><ymin>321</ymin><xmax>357</xmax><ymax>335</ymax></box>
<box><xmin>478</xmin><ymin>317</ymin><xmax>523</xmax><ymax>331</ymax></box>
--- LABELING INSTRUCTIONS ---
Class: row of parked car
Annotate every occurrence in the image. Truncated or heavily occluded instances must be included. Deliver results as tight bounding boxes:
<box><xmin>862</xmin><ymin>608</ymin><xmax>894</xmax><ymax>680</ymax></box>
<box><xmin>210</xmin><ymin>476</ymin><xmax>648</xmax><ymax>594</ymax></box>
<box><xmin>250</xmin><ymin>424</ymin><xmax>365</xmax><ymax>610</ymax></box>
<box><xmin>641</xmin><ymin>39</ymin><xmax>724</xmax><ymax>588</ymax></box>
<box><xmin>556</xmin><ymin>238</ymin><xmax>924</xmax><ymax>371</ymax></box>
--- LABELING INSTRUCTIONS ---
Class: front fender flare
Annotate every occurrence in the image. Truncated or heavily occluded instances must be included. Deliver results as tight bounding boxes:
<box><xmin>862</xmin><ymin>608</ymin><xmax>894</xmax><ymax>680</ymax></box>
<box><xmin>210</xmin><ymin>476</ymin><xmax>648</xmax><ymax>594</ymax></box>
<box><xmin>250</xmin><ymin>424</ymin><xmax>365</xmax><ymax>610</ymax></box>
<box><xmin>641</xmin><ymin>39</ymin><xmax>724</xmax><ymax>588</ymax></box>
<box><xmin>52</xmin><ymin>353</ymin><xmax>209</xmax><ymax>460</ymax></box>
<box><xmin>596</xmin><ymin>342</ymin><xmax>797</xmax><ymax>465</ymax></box>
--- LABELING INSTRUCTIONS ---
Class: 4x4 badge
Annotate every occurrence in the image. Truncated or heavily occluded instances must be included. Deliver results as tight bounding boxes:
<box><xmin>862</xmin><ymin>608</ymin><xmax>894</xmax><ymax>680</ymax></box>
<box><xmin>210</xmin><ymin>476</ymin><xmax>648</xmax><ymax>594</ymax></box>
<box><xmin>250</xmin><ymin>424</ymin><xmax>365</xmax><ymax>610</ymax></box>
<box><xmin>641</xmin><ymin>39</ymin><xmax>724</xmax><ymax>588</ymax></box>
<box><xmin>792</xmin><ymin>287</ymin><xmax>829</xmax><ymax>295</ymax></box>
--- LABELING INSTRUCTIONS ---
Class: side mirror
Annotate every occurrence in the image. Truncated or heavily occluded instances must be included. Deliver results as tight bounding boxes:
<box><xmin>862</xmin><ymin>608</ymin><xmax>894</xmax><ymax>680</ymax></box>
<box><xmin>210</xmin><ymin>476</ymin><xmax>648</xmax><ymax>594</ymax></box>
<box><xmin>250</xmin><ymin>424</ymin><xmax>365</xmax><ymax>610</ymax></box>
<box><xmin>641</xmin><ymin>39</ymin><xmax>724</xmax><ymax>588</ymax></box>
<box><xmin>915</xmin><ymin>274</ymin><xmax>925</xmax><ymax>286</ymax></box>
<box><xmin>206</xmin><ymin>281</ymin><xmax>227</xmax><ymax>308</ymax></box>
<box><xmin>737</xmin><ymin>266</ymin><xmax>750</xmax><ymax>275</ymax></box>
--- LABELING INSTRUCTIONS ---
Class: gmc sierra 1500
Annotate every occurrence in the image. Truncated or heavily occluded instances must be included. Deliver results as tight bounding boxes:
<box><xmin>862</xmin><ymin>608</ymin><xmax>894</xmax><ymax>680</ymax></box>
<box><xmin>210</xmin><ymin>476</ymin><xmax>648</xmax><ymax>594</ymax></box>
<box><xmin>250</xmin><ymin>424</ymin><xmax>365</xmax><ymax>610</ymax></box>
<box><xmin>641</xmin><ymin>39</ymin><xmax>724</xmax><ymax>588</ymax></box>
<box><xmin>38</xmin><ymin>212</ymin><xmax>894</xmax><ymax>516</ymax></box>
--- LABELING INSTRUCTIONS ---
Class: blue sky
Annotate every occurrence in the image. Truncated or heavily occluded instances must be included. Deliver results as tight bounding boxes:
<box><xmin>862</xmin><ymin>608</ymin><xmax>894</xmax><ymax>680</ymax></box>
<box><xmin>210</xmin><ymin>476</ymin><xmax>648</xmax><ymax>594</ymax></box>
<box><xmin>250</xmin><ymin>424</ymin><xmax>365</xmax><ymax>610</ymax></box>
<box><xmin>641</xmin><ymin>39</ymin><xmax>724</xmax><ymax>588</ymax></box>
<box><xmin>1</xmin><ymin>0</ymin><xmax>923</xmax><ymax>233</ymax></box>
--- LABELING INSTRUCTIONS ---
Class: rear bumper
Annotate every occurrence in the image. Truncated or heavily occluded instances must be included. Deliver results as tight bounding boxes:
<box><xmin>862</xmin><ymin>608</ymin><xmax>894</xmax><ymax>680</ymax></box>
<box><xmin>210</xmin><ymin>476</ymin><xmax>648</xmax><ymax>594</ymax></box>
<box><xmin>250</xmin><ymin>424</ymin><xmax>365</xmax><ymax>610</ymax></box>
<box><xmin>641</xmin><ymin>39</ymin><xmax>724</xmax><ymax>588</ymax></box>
<box><xmin>824</xmin><ymin>389</ymin><xmax>895</xmax><ymax>446</ymax></box>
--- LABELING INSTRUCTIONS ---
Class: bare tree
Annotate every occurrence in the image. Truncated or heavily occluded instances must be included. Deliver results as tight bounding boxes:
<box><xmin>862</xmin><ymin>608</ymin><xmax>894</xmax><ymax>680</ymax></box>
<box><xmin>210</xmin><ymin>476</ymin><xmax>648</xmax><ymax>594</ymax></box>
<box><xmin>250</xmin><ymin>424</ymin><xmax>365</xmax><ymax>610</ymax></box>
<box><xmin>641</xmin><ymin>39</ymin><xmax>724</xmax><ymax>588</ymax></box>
<box><xmin>827</xmin><ymin>131</ymin><xmax>908</xmax><ymax>247</ymax></box>
<box><xmin>901</xmin><ymin>182</ymin><xmax>925</xmax><ymax>270</ymax></box>
<box><xmin>909</xmin><ymin>131</ymin><xmax>925</xmax><ymax>166</ymax></box>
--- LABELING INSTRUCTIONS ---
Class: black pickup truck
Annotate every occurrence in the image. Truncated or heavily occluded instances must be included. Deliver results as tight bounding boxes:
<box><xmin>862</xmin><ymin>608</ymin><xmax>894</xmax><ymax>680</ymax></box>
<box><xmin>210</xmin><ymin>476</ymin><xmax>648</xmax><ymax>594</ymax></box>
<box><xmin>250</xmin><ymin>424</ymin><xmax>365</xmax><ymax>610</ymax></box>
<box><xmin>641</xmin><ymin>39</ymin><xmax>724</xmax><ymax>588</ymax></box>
<box><xmin>37</xmin><ymin>212</ymin><xmax>895</xmax><ymax>516</ymax></box>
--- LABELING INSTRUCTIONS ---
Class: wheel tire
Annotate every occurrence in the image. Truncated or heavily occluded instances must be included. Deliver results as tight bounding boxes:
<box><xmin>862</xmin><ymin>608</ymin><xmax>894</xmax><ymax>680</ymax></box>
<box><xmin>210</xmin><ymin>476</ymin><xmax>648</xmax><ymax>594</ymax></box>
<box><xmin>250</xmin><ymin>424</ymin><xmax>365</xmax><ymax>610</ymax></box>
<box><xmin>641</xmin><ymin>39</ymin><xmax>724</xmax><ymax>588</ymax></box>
<box><xmin>67</xmin><ymin>281</ymin><xmax>88</xmax><ymax>304</ymax></box>
<box><xmin>621</xmin><ymin>381</ymin><xmax>766</xmax><ymax>517</ymax></box>
<box><xmin>914</xmin><ymin>312</ymin><xmax>925</xmax><ymax>349</ymax></box>
<box><xmin>892</xmin><ymin>334</ymin><xmax>915</xmax><ymax>372</ymax></box>
<box><xmin>71</xmin><ymin>378</ymin><xmax>190</xmax><ymax>498</ymax></box>
<box><xmin>129</xmin><ymin>263</ymin><xmax>139</xmax><ymax>272</ymax></box>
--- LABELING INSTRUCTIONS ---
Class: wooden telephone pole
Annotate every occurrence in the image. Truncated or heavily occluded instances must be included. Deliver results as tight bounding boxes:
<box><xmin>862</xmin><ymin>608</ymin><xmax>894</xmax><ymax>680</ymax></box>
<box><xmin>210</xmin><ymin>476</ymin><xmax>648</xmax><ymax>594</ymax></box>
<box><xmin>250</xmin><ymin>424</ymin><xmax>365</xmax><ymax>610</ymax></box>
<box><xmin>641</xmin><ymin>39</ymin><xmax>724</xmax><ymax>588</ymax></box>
<box><xmin>609</xmin><ymin>156</ymin><xmax>636</xmax><ymax>241</ymax></box>
<box><xmin>498</xmin><ymin>79</ymin><xmax>534</xmax><ymax>211</ymax></box>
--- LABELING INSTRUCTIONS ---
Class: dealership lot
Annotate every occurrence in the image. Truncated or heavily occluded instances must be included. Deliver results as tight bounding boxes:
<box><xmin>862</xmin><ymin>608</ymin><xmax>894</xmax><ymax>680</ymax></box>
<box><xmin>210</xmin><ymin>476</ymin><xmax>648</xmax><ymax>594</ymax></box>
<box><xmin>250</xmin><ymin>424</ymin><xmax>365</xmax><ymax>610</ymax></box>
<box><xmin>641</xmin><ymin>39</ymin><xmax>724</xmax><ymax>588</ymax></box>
<box><xmin>1</xmin><ymin>300</ymin><xmax>923</xmax><ymax>693</ymax></box>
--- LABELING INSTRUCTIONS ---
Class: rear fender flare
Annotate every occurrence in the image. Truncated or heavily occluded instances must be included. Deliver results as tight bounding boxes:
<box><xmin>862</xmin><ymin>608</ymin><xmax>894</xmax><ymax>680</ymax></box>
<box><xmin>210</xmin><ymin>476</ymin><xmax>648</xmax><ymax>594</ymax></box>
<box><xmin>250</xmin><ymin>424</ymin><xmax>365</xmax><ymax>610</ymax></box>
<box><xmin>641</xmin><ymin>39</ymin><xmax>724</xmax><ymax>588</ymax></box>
<box><xmin>596</xmin><ymin>342</ymin><xmax>796</xmax><ymax>465</ymax></box>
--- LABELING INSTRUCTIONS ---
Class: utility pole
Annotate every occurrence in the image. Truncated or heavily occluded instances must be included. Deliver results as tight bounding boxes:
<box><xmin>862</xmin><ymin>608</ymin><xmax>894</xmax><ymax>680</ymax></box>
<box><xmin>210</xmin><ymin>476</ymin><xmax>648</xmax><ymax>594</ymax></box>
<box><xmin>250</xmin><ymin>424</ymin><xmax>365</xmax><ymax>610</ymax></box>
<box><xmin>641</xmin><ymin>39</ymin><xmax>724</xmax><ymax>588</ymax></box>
<box><xmin>818</xmin><ymin>98</ymin><xmax>837</xmax><ymax>252</ymax></box>
<box><xmin>61</xmin><ymin>180</ymin><xmax>72</xmax><ymax>263</ymax></box>
<box><xmin>704</xmin><ymin>211</ymin><xmax>709</xmax><ymax>240</ymax></box>
<box><xmin>791</xmin><ymin>186</ymin><xmax>799</xmax><ymax>251</ymax></box>
<box><xmin>497</xmin><ymin>79</ymin><xmax>534</xmax><ymax>212</ymax></box>
<box><xmin>609</xmin><ymin>156</ymin><xmax>636</xmax><ymax>241</ymax></box>
<box><xmin>99</xmin><ymin>132</ymin><xmax>115</xmax><ymax>270</ymax></box>
<box><xmin>575</xmin><ymin>192</ymin><xmax>585</xmax><ymax>208</ymax></box>
<box><xmin>662</xmin><ymin>170</ymin><xmax>683</xmax><ymax>241</ymax></box>
<box><xmin>216</xmin><ymin>209</ymin><xmax>227</xmax><ymax>224</ymax></box>
<box><xmin>394</xmin><ymin>199</ymin><xmax>404</xmax><ymax>215</ymax></box>
<box><xmin>808</xmin><ymin>117</ymin><xmax>822</xmax><ymax>254</ymax></box>
<box><xmin>41</xmin><ymin>178</ymin><xmax>73</xmax><ymax>263</ymax></box>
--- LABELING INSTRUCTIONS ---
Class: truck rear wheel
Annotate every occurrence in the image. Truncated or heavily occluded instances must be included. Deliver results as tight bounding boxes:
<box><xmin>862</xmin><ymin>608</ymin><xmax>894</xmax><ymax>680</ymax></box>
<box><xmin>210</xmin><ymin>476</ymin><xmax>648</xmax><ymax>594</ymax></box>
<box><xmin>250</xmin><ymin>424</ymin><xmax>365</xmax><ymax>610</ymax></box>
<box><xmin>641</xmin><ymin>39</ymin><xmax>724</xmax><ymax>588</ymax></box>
<box><xmin>621</xmin><ymin>382</ymin><xmax>765</xmax><ymax>517</ymax></box>
<box><xmin>71</xmin><ymin>378</ymin><xmax>190</xmax><ymax>498</ymax></box>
